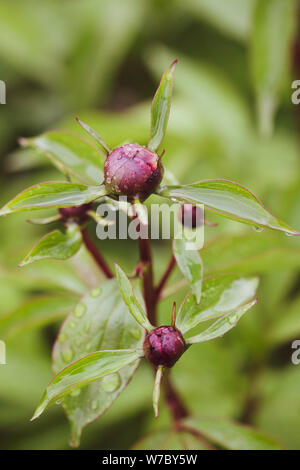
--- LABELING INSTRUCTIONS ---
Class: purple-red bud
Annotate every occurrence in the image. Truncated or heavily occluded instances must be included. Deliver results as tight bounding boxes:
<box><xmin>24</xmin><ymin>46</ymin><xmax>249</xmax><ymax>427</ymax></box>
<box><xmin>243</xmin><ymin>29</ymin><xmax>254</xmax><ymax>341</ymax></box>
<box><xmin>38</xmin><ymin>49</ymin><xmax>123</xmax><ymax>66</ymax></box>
<box><xmin>59</xmin><ymin>203</ymin><xmax>92</xmax><ymax>223</ymax></box>
<box><xmin>179</xmin><ymin>204</ymin><xmax>204</xmax><ymax>229</ymax></box>
<box><xmin>143</xmin><ymin>326</ymin><xmax>186</xmax><ymax>368</ymax></box>
<box><xmin>104</xmin><ymin>144</ymin><xmax>164</xmax><ymax>202</ymax></box>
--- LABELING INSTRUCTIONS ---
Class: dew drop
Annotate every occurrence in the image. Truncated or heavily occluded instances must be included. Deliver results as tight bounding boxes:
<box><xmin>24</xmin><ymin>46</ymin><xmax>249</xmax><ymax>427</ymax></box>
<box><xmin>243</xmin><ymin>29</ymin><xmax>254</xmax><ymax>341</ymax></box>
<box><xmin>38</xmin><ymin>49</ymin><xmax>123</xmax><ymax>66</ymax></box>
<box><xmin>228</xmin><ymin>315</ymin><xmax>237</xmax><ymax>325</ymax></box>
<box><xmin>130</xmin><ymin>328</ymin><xmax>142</xmax><ymax>340</ymax></box>
<box><xmin>74</xmin><ymin>303</ymin><xmax>86</xmax><ymax>318</ymax></box>
<box><xmin>84</xmin><ymin>321</ymin><xmax>91</xmax><ymax>334</ymax></box>
<box><xmin>91</xmin><ymin>400</ymin><xmax>98</xmax><ymax>410</ymax></box>
<box><xmin>253</xmin><ymin>226</ymin><xmax>263</xmax><ymax>233</ymax></box>
<box><xmin>70</xmin><ymin>389</ymin><xmax>81</xmax><ymax>397</ymax></box>
<box><xmin>69</xmin><ymin>320</ymin><xmax>77</xmax><ymax>329</ymax></box>
<box><xmin>58</xmin><ymin>333</ymin><xmax>67</xmax><ymax>342</ymax></box>
<box><xmin>90</xmin><ymin>287</ymin><xmax>102</xmax><ymax>298</ymax></box>
<box><xmin>62</xmin><ymin>346</ymin><xmax>73</xmax><ymax>363</ymax></box>
<box><xmin>101</xmin><ymin>373</ymin><xmax>121</xmax><ymax>392</ymax></box>
<box><xmin>285</xmin><ymin>232</ymin><xmax>293</xmax><ymax>237</ymax></box>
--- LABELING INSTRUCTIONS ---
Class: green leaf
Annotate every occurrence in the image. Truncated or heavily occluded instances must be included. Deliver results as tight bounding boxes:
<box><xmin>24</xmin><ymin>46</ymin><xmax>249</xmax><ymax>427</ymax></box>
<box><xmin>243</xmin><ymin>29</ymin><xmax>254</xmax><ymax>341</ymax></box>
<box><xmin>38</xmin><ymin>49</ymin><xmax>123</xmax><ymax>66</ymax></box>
<box><xmin>21</xmin><ymin>131</ymin><xmax>105</xmax><ymax>185</ymax></box>
<box><xmin>76</xmin><ymin>118</ymin><xmax>111</xmax><ymax>154</ymax></box>
<box><xmin>0</xmin><ymin>295</ymin><xmax>75</xmax><ymax>341</ymax></box>
<box><xmin>176</xmin><ymin>275</ymin><xmax>259</xmax><ymax>334</ymax></box>
<box><xmin>0</xmin><ymin>182</ymin><xmax>106</xmax><ymax>216</ymax></box>
<box><xmin>183</xmin><ymin>417</ymin><xmax>282</xmax><ymax>450</ymax></box>
<box><xmin>202</xmin><ymin>233</ymin><xmax>300</xmax><ymax>277</ymax></box>
<box><xmin>148</xmin><ymin>59</ymin><xmax>177</xmax><ymax>152</ymax></box>
<box><xmin>52</xmin><ymin>279</ymin><xmax>145</xmax><ymax>447</ymax></box>
<box><xmin>133</xmin><ymin>429</ymin><xmax>206</xmax><ymax>450</ymax></box>
<box><xmin>115</xmin><ymin>263</ymin><xmax>153</xmax><ymax>331</ymax></box>
<box><xmin>32</xmin><ymin>349</ymin><xmax>142</xmax><ymax>422</ymax></box>
<box><xmin>268</xmin><ymin>295</ymin><xmax>300</xmax><ymax>346</ymax></box>
<box><xmin>176</xmin><ymin>0</ymin><xmax>254</xmax><ymax>42</ymax></box>
<box><xmin>186</xmin><ymin>299</ymin><xmax>257</xmax><ymax>344</ymax></box>
<box><xmin>250</xmin><ymin>0</ymin><xmax>296</xmax><ymax>137</ymax></box>
<box><xmin>173</xmin><ymin>238</ymin><xmax>203</xmax><ymax>304</ymax></box>
<box><xmin>19</xmin><ymin>224</ymin><xmax>82</xmax><ymax>267</ymax></box>
<box><xmin>157</xmin><ymin>179</ymin><xmax>299</xmax><ymax>235</ymax></box>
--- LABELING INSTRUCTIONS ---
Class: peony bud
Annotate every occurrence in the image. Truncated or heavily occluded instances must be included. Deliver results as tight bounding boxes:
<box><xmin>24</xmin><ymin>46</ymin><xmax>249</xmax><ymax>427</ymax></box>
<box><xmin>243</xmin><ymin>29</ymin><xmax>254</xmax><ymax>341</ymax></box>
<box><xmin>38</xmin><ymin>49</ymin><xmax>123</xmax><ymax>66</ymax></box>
<box><xmin>143</xmin><ymin>326</ymin><xmax>186</xmax><ymax>368</ymax></box>
<box><xmin>104</xmin><ymin>143</ymin><xmax>163</xmax><ymax>202</ymax></box>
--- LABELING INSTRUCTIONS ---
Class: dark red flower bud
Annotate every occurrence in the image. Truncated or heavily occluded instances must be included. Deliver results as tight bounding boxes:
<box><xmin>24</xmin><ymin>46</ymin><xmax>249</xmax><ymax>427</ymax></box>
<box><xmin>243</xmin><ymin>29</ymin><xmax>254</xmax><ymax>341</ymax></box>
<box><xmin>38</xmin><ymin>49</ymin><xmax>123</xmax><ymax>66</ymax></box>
<box><xmin>143</xmin><ymin>326</ymin><xmax>186</xmax><ymax>368</ymax></box>
<box><xmin>179</xmin><ymin>203</ymin><xmax>204</xmax><ymax>229</ymax></box>
<box><xmin>104</xmin><ymin>144</ymin><xmax>164</xmax><ymax>202</ymax></box>
<box><xmin>59</xmin><ymin>203</ymin><xmax>92</xmax><ymax>223</ymax></box>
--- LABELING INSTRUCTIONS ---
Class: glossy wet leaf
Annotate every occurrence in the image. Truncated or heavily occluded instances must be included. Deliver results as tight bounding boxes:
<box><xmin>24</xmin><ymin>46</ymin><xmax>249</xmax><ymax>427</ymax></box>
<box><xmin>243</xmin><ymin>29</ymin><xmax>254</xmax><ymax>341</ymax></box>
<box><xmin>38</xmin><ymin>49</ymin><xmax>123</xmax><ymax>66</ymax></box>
<box><xmin>157</xmin><ymin>180</ymin><xmax>299</xmax><ymax>235</ymax></box>
<box><xmin>32</xmin><ymin>349</ymin><xmax>142</xmax><ymax>422</ymax></box>
<box><xmin>184</xmin><ymin>417</ymin><xmax>281</xmax><ymax>450</ymax></box>
<box><xmin>0</xmin><ymin>296</ymin><xmax>75</xmax><ymax>341</ymax></box>
<box><xmin>21</xmin><ymin>131</ymin><xmax>105</xmax><ymax>185</ymax></box>
<box><xmin>0</xmin><ymin>182</ymin><xmax>106</xmax><ymax>216</ymax></box>
<box><xmin>20</xmin><ymin>224</ymin><xmax>82</xmax><ymax>267</ymax></box>
<box><xmin>115</xmin><ymin>263</ymin><xmax>153</xmax><ymax>331</ymax></box>
<box><xmin>52</xmin><ymin>279</ymin><xmax>145</xmax><ymax>447</ymax></box>
<box><xmin>76</xmin><ymin>118</ymin><xmax>110</xmax><ymax>154</ymax></box>
<box><xmin>186</xmin><ymin>298</ymin><xmax>257</xmax><ymax>344</ymax></box>
<box><xmin>250</xmin><ymin>0</ymin><xmax>296</xmax><ymax>137</ymax></box>
<box><xmin>176</xmin><ymin>275</ymin><xmax>259</xmax><ymax>335</ymax></box>
<box><xmin>148</xmin><ymin>59</ymin><xmax>177</xmax><ymax>152</ymax></box>
<box><xmin>133</xmin><ymin>429</ymin><xmax>206</xmax><ymax>450</ymax></box>
<box><xmin>173</xmin><ymin>237</ymin><xmax>203</xmax><ymax>304</ymax></box>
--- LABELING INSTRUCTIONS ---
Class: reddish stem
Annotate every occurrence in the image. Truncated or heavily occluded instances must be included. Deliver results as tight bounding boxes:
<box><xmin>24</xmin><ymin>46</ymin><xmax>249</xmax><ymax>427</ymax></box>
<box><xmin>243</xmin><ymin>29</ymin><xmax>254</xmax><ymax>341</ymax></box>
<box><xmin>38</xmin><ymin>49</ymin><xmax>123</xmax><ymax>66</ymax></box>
<box><xmin>81</xmin><ymin>227</ymin><xmax>113</xmax><ymax>279</ymax></box>
<box><xmin>155</xmin><ymin>254</ymin><xmax>176</xmax><ymax>300</ymax></box>
<box><xmin>137</xmin><ymin>235</ymin><xmax>157</xmax><ymax>325</ymax></box>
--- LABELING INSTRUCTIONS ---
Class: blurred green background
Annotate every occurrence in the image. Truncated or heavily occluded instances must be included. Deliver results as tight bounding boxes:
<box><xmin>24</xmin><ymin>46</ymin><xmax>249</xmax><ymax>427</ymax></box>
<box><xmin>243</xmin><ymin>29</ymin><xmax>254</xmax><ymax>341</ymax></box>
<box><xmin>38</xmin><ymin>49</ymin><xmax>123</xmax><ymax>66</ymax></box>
<box><xmin>1</xmin><ymin>0</ymin><xmax>300</xmax><ymax>449</ymax></box>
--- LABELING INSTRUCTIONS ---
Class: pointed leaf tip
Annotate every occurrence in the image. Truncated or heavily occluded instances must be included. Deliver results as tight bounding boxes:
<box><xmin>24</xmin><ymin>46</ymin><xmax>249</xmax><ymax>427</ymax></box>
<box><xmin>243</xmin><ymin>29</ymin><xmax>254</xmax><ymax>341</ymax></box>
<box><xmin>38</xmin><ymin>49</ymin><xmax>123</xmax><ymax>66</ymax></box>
<box><xmin>148</xmin><ymin>60</ymin><xmax>177</xmax><ymax>152</ymax></box>
<box><xmin>115</xmin><ymin>263</ymin><xmax>153</xmax><ymax>332</ymax></box>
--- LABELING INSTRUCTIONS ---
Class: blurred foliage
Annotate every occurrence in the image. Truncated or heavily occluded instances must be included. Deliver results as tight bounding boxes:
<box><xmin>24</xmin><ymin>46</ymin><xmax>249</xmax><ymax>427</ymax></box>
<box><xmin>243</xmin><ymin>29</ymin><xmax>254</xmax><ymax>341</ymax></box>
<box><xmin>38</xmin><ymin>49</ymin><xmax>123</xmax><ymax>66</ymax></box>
<box><xmin>0</xmin><ymin>0</ymin><xmax>300</xmax><ymax>450</ymax></box>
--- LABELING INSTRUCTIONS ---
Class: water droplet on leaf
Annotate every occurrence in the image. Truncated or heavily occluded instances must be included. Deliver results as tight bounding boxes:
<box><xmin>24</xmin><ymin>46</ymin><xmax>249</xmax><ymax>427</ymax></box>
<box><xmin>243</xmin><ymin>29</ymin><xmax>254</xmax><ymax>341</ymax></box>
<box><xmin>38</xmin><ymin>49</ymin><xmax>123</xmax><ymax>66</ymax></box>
<box><xmin>74</xmin><ymin>303</ymin><xmax>86</xmax><ymax>318</ymax></box>
<box><xmin>62</xmin><ymin>346</ymin><xmax>73</xmax><ymax>363</ymax></box>
<box><xmin>101</xmin><ymin>373</ymin><xmax>121</xmax><ymax>392</ymax></box>
<box><xmin>90</xmin><ymin>287</ymin><xmax>102</xmax><ymax>298</ymax></box>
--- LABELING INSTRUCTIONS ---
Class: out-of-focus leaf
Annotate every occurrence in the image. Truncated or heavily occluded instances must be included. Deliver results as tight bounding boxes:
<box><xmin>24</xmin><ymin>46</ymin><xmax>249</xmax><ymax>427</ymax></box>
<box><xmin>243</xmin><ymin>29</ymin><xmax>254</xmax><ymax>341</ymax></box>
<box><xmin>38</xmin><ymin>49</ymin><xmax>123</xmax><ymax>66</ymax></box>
<box><xmin>186</xmin><ymin>299</ymin><xmax>257</xmax><ymax>344</ymax></box>
<box><xmin>133</xmin><ymin>429</ymin><xmax>206</xmax><ymax>450</ymax></box>
<box><xmin>177</xmin><ymin>0</ymin><xmax>255</xmax><ymax>41</ymax></box>
<box><xmin>0</xmin><ymin>296</ymin><xmax>75</xmax><ymax>341</ymax></box>
<box><xmin>32</xmin><ymin>349</ymin><xmax>142</xmax><ymax>422</ymax></box>
<box><xmin>115</xmin><ymin>264</ymin><xmax>153</xmax><ymax>331</ymax></box>
<box><xmin>148</xmin><ymin>60</ymin><xmax>177</xmax><ymax>152</ymax></box>
<box><xmin>21</xmin><ymin>131</ymin><xmax>105</xmax><ymax>185</ymax></box>
<box><xmin>158</xmin><ymin>180</ymin><xmax>299</xmax><ymax>235</ymax></box>
<box><xmin>20</xmin><ymin>224</ymin><xmax>82</xmax><ymax>267</ymax></box>
<box><xmin>173</xmin><ymin>238</ymin><xmax>203</xmax><ymax>304</ymax></box>
<box><xmin>250</xmin><ymin>0</ymin><xmax>296</xmax><ymax>137</ymax></box>
<box><xmin>176</xmin><ymin>275</ymin><xmax>259</xmax><ymax>334</ymax></box>
<box><xmin>0</xmin><ymin>182</ymin><xmax>106</xmax><ymax>216</ymax></box>
<box><xmin>53</xmin><ymin>279</ymin><xmax>145</xmax><ymax>447</ymax></box>
<box><xmin>202</xmin><ymin>233</ymin><xmax>300</xmax><ymax>276</ymax></box>
<box><xmin>268</xmin><ymin>296</ymin><xmax>300</xmax><ymax>346</ymax></box>
<box><xmin>184</xmin><ymin>417</ymin><xmax>281</xmax><ymax>450</ymax></box>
